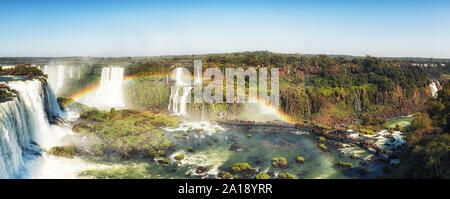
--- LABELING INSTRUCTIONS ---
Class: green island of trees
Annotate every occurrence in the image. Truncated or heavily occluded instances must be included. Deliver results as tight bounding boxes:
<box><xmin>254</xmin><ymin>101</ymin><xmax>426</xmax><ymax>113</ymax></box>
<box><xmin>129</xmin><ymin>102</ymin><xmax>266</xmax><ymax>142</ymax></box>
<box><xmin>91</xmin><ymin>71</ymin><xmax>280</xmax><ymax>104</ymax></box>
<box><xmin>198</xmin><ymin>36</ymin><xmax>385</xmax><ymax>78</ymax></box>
<box><xmin>278</xmin><ymin>172</ymin><xmax>295</xmax><ymax>179</ymax></box>
<box><xmin>48</xmin><ymin>146</ymin><xmax>79</xmax><ymax>159</ymax></box>
<box><xmin>318</xmin><ymin>144</ymin><xmax>327</xmax><ymax>151</ymax></box>
<box><xmin>219</xmin><ymin>171</ymin><xmax>233</xmax><ymax>179</ymax></box>
<box><xmin>174</xmin><ymin>154</ymin><xmax>185</xmax><ymax>161</ymax></box>
<box><xmin>255</xmin><ymin>172</ymin><xmax>271</xmax><ymax>179</ymax></box>
<box><xmin>54</xmin><ymin>107</ymin><xmax>179</xmax><ymax>160</ymax></box>
<box><xmin>296</xmin><ymin>156</ymin><xmax>305</xmax><ymax>163</ymax></box>
<box><xmin>230</xmin><ymin>163</ymin><xmax>252</xmax><ymax>173</ymax></box>
<box><xmin>336</xmin><ymin>161</ymin><xmax>353</xmax><ymax>168</ymax></box>
<box><xmin>272</xmin><ymin>157</ymin><xmax>288</xmax><ymax>167</ymax></box>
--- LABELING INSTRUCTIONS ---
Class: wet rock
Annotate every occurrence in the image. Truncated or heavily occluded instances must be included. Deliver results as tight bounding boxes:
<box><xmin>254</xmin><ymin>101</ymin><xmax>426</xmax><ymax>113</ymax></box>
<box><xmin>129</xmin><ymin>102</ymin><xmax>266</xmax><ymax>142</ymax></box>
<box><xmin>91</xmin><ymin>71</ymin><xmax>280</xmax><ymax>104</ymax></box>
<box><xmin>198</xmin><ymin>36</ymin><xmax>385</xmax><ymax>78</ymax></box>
<box><xmin>23</xmin><ymin>147</ymin><xmax>41</xmax><ymax>156</ymax></box>
<box><xmin>50</xmin><ymin>116</ymin><xmax>67</xmax><ymax>126</ymax></box>
<box><xmin>157</xmin><ymin>159</ymin><xmax>169</xmax><ymax>165</ymax></box>
<box><xmin>229</xmin><ymin>143</ymin><xmax>242</xmax><ymax>151</ymax></box>
<box><xmin>227</xmin><ymin>135</ymin><xmax>239</xmax><ymax>142</ymax></box>
<box><xmin>356</xmin><ymin>168</ymin><xmax>368</xmax><ymax>175</ymax></box>
<box><xmin>210</xmin><ymin>136</ymin><xmax>219</xmax><ymax>143</ymax></box>
<box><xmin>359</xmin><ymin>161</ymin><xmax>369</xmax><ymax>166</ymax></box>
<box><xmin>297</xmin><ymin>172</ymin><xmax>306</xmax><ymax>179</ymax></box>
<box><xmin>390</xmin><ymin>153</ymin><xmax>399</xmax><ymax>159</ymax></box>
<box><xmin>196</xmin><ymin>166</ymin><xmax>207</xmax><ymax>174</ymax></box>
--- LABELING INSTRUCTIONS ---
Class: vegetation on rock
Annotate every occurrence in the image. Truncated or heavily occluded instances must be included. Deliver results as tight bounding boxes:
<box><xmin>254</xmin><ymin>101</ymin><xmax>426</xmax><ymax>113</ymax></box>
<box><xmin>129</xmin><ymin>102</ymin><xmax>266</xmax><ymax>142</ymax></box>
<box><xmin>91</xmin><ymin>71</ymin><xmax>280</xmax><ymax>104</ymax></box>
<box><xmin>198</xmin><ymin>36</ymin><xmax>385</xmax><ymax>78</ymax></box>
<box><xmin>0</xmin><ymin>89</ymin><xmax>12</xmax><ymax>99</ymax></box>
<box><xmin>336</xmin><ymin>161</ymin><xmax>353</xmax><ymax>168</ymax></box>
<box><xmin>318</xmin><ymin>136</ymin><xmax>326</xmax><ymax>142</ymax></box>
<box><xmin>255</xmin><ymin>172</ymin><xmax>270</xmax><ymax>179</ymax></box>
<box><xmin>219</xmin><ymin>171</ymin><xmax>233</xmax><ymax>179</ymax></box>
<box><xmin>230</xmin><ymin>163</ymin><xmax>251</xmax><ymax>173</ymax></box>
<box><xmin>57</xmin><ymin>97</ymin><xmax>74</xmax><ymax>108</ymax></box>
<box><xmin>73</xmin><ymin>108</ymin><xmax>178</xmax><ymax>159</ymax></box>
<box><xmin>279</xmin><ymin>172</ymin><xmax>295</xmax><ymax>179</ymax></box>
<box><xmin>296</xmin><ymin>156</ymin><xmax>305</xmax><ymax>163</ymax></box>
<box><xmin>318</xmin><ymin>144</ymin><xmax>327</xmax><ymax>151</ymax></box>
<box><xmin>48</xmin><ymin>146</ymin><xmax>79</xmax><ymax>158</ymax></box>
<box><xmin>272</xmin><ymin>157</ymin><xmax>288</xmax><ymax>167</ymax></box>
<box><xmin>174</xmin><ymin>154</ymin><xmax>185</xmax><ymax>161</ymax></box>
<box><xmin>0</xmin><ymin>64</ymin><xmax>44</xmax><ymax>77</ymax></box>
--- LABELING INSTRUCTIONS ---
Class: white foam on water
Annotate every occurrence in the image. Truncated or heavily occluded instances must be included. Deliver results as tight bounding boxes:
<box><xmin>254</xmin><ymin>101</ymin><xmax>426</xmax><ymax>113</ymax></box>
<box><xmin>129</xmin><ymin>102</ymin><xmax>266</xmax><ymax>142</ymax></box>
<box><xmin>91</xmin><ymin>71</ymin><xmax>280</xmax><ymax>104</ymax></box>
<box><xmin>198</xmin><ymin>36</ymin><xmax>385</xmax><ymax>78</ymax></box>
<box><xmin>163</xmin><ymin>121</ymin><xmax>224</xmax><ymax>138</ymax></box>
<box><xmin>24</xmin><ymin>154</ymin><xmax>111</xmax><ymax>179</ymax></box>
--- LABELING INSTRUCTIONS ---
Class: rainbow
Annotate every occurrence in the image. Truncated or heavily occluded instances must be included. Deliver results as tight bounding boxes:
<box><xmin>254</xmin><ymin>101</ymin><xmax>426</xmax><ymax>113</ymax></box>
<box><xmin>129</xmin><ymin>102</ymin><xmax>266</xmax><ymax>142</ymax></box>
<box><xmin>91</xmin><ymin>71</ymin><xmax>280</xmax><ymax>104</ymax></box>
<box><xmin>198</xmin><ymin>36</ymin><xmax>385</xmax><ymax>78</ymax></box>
<box><xmin>67</xmin><ymin>73</ymin><xmax>168</xmax><ymax>101</ymax></box>
<box><xmin>249</xmin><ymin>97</ymin><xmax>294</xmax><ymax>123</ymax></box>
<box><xmin>64</xmin><ymin>73</ymin><xmax>294</xmax><ymax>123</ymax></box>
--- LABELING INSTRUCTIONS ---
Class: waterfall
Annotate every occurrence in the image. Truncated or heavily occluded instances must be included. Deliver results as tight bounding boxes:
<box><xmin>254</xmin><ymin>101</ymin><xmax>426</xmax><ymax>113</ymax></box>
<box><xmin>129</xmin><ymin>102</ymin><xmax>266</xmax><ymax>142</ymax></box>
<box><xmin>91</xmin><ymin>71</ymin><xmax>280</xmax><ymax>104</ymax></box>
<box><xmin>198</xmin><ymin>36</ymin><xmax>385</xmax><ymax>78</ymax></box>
<box><xmin>179</xmin><ymin>87</ymin><xmax>193</xmax><ymax>115</ymax></box>
<box><xmin>69</xmin><ymin>66</ymin><xmax>73</xmax><ymax>79</ymax></box>
<box><xmin>0</xmin><ymin>79</ymin><xmax>67</xmax><ymax>178</ymax></box>
<box><xmin>77</xmin><ymin>66</ymin><xmax>125</xmax><ymax>110</ymax></box>
<box><xmin>194</xmin><ymin>68</ymin><xmax>202</xmax><ymax>85</ymax></box>
<box><xmin>429</xmin><ymin>80</ymin><xmax>442</xmax><ymax>98</ymax></box>
<box><xmin>77</xmin><ymin>66</ymin><xmax>81</xmax><ymax>80</ymax></box>
<box><xmin>55</xmin><ymin>65</ymin><xmax>65</xmax><ymax>93</ymax></box>
<box><xmin>354</xmin><ymin>92</ymin><xmax>362</xmax><ymax>112</ymax></box>
<box><xmin>168</xmin><ymin>68</ymin><xmax>192</xmax><ymax>116</ymax></box>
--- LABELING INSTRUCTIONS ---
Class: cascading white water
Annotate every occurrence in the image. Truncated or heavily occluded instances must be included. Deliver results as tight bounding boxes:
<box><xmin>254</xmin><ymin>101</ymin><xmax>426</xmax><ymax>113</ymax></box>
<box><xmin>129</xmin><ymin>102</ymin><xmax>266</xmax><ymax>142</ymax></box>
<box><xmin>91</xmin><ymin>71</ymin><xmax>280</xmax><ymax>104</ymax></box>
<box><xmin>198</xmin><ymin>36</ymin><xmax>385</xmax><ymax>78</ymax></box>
<box><xmin>0</xmin><ymin>79</ymin><xmax>69</xmax><ymax>178</ymax></box>
<box><xmin>77</xmin><ymin>66</ymin><xmax>125</xmax><ymax>110</ymax></box>
<box><xmin>69</xmin><ymin>66</ymin><xmax>73</xmax><ymax>79</ymax></box>
<box><xmin>168</xmin><ymin>68</ymin><xmax>192</xmax><ymax>116</ymax></box>
<box><xmin>179</xmin><ymin>87</ymin><xmax>192</xmax><ymax>115</ymax></box>
<box><xmin>429</xmin><ymin>80</ymin><xmax>442</xmax><ymax>98</ymax></box>
<box><xmin>354</xmin><ymin>92</ymin><xmax>362</xmax><ymax>112</ymax></box>
<box><xmin>194</xmin><ymin>68</ymin><xmax>202</xmax><ymax>85</ymax></box>
<box><xmin>55</xmin><ymin>65</ymin><xmax>65</xmax><ymax>93</ymax></box>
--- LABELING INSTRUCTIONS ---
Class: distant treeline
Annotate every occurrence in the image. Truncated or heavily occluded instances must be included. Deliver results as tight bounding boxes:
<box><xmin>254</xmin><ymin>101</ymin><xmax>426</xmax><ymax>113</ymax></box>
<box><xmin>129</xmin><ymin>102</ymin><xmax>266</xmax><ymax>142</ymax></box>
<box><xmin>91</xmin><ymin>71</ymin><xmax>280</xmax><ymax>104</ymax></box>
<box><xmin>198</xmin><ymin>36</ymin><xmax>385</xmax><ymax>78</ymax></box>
<box><xmin>2</xmin><ymin>51</ymin><xmax>449</xmax><ymax>69</ymax></box>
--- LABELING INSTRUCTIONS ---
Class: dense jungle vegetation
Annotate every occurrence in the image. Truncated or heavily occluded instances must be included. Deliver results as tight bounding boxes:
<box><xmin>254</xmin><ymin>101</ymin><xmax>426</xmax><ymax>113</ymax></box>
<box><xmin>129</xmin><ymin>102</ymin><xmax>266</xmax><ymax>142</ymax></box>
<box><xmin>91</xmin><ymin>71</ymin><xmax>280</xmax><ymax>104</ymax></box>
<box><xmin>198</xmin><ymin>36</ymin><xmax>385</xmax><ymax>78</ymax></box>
<box><xmin>3</xmin><ymin>52</ymin><xmax>449</xmax><ymax>126</ymax></box>
<box><xmin>106</xmin><ymin>52</ymin><xmax>441</xmax><ymax>127</ymax></box>
<box><xmin>388</xmin><ymin>83</ymin><xmax>449</xmax><ymax>178</ymax></box>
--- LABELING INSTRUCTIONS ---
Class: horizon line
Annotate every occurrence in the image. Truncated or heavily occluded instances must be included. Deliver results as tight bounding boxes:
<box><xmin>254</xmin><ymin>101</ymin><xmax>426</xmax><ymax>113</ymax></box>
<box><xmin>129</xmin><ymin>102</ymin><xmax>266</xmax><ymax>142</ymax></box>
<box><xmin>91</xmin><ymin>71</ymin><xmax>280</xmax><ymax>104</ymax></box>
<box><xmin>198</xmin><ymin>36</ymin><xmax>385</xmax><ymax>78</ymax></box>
<box><xmin>1</xmin><ymin>51</ymin><xmax>450</xmax><ymax>60</ymax></box>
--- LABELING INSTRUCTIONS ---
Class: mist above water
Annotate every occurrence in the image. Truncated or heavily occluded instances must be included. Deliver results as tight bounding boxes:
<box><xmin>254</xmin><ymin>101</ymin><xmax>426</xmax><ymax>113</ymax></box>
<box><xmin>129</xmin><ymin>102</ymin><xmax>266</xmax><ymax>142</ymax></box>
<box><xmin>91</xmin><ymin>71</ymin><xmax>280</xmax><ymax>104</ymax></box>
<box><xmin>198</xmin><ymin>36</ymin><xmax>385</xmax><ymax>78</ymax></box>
<box><xmin>40</xmin><ymin>64</ymin><xmax>83</xmax><ymax>96</ymax></box>
<box><xmin>77</xmin><ymin>66</ymin><xmax>125</xmax><ymax>110</ymax></box>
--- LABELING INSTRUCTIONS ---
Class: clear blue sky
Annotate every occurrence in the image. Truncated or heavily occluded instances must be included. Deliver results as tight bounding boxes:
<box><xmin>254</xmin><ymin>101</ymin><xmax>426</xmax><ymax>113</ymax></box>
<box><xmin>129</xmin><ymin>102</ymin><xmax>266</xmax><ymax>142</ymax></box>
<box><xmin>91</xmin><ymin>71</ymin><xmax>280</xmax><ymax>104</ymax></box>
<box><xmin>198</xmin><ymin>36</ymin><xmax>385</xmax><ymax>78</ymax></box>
<box><xmin>0</xmin><ymin>0</ymin><xmax>449</xmax><ymax>58</ymax></box>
